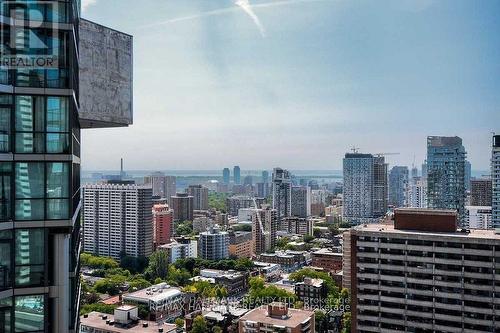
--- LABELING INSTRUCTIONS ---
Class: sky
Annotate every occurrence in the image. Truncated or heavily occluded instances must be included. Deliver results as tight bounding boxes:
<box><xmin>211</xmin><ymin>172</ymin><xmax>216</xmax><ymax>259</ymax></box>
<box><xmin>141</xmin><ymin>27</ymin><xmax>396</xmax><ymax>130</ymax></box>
<box><xmin>80</xmin><ymin>0</ymin><xmax>500</xmax><ymax>171</ymax></box>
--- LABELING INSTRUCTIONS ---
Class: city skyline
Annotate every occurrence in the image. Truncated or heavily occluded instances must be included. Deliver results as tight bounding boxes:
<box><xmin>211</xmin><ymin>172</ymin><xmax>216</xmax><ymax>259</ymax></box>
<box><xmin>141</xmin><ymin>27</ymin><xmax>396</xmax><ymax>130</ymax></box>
<box><xmin>80</xmin><ymin>0</ymin><xmax>500</xmax><ymax>170</ymax></box>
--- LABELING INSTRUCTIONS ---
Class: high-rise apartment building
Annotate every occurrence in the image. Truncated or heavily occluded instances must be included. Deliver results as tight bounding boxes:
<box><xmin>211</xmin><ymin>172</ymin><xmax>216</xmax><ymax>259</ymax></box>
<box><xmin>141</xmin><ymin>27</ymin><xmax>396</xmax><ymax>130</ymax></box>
<box><xmin>0</xmin><ymin>2</ymin><xmax>132</xmax><ymax>331</ymax></box>
<box><xmin>408</xmin><ymin>176</ymin><xmax>427</xmax><ymax>208</ymax></box>
<box><xmin>234</xmin><ymin>166</ymin><xmax>241</xmax><ymax>184</ymax></box>
<box><xmin>291</xmin><ymin>186</ymin><xmax>311</xmax><ymax>218</ymax></box>
<box><xmin>223</xmin><ymin>168</ymin><xmax>230</xmax><ymax>184</ymax></box>
<box><xmin>252</xmin><ymin>206</ymin><xmax>278</xmax><ymax>255</ymax></box>
<box><xmin>170</xmin><ymin>193</ymin><xmax>194</xmax><ymax>222</ymax></box>
<box><xmin>280</xmin><ymin>216</ymin><xmax>313</xmax><ymax>236</ymax></box>
<box><xmin>83</xmin><ymin>183</ymin><xmax>153</xmax><ymax>260</ymax></box>
<box><xmin>256</xmin><ymin>182</ymin><xmax>270</xmax><ymax>198</ymax></box>
<box><xmin>198</xmin><ymin>225</ymin><xmax>229</xmax><ymax>260</ymax></box>
<box><xmin>492</xmin><ymin>135</ymin><xmax>500</xmax><ymax>228</ymax></box>
<box><xmin>465</xmin><ymin>205</ymin><xmax>492</xmax><ymax>229</ymax></box>
<box><xmin>470</xmin><ymin>178</ymin><xmax>492</xmax><ymax>206</ymax></box>
<box><xmin>343</xmin><ymin>153</ymin><xmax>388</xmax><ymax>224</ymax></box>
<box><xmin>465</xmin><ymin>160</ymin><xmax>472</xmax><ymax>191</ymax></box>
<box><xmin>153</xmin><ymin>204</ymin><xmax>173</xmax><ymax>248</ymax></box>
<box><xmin>427</xmin><ymin>136</ymin><xmax>467</xmax><ymax>226</ymax></box>
<box><xmin>262</xmin><ymin>170</ymin><xmax>269</xmax><ymax>183</ymax></box>
<box><xmin>388</xmin><ymin>166</ymin><xmax>409</xmax><ymax>207</ymax></box>
<box><xmin>226</xmin><ymin>195</ymin><xmax>265</xmax><ymax>216</ymax></box>
<box><xmin>272</xmin><ymin>168</ymin><xmax>292</xmax><ymax>223</ymax></box>
<box><xmin>144</xmin><ymin>172</ymin><xmax>176</xmax><ymax>203</ymax></box>
<box><xmin>187</xmin><ymin>184</ymin><xmax>208</xmax><ymax>211</ymax></box>
<box><xmin>349</xmin><ymin>208</ymin><xmax>500</xmax><ymax>332</ymax></box>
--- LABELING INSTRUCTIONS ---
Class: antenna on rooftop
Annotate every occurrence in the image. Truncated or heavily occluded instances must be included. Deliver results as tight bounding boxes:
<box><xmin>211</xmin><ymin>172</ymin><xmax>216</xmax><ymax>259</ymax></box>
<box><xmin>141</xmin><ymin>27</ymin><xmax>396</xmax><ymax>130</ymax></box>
<box><xmin>351</xmin><ymin>146</ymin><xmax>360</xmax><ymax>153</ymax></box>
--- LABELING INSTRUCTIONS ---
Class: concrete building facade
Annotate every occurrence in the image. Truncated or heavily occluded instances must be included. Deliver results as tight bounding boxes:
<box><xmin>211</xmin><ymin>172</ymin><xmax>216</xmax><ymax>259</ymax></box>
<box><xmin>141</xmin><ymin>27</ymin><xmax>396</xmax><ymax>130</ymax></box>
<box><xmin>349</xmin><ymin>208</ymin><xmax>500</xmax><ymax>332</ymax></box>
<box><xmin>83</xmin><ymin>183</ymin><xmax>153</xmax><ymax>259</ymax></box>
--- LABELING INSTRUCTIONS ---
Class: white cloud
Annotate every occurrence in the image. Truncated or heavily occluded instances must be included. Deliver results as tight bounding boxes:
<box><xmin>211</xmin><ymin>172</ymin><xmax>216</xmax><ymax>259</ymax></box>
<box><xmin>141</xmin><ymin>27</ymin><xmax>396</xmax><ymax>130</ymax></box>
<box><xmin>81</xmin><ymin>0</ymin><xmax>98</xmax><ymax>12</ymax></box>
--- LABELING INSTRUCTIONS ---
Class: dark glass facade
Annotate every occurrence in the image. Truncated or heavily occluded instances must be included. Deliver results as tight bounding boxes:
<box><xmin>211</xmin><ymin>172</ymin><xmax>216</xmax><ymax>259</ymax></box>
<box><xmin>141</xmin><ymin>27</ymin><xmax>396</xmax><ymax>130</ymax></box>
<box><xmin>0</xmin><ymin>0</ymin><xmax>81</xmax><ymax>332</ymax></box>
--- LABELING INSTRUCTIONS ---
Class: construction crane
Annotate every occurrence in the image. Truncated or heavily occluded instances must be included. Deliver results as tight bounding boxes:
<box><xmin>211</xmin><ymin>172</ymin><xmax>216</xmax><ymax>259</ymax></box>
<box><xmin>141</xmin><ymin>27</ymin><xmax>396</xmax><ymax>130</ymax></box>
<box><xmin>252</xmin><ymin>198</ymin><xmax>270</xmax><ymax>247</ymax></box>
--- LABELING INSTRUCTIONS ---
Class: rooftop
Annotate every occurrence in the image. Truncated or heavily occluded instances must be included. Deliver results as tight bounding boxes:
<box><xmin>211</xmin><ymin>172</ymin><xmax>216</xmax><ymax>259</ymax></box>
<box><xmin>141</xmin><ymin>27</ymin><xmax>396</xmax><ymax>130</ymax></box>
<box><xmin>80</xmin><ymin>312</ymin><xmax>176</xmax><ymax>332</ymax></box>
<box><xmin>355</xmin><ymin>222</ymin><xmax>500</xmax><ymax>240</ymax></box>
<box><xmin>123</xmin><ymin>283</ymin><xmax>183</xmax><ymax>304</ymax></box>
<box><xmin>240</xmin><ymin>303</ymin><xmax>314</xmax><ymax>328</ymax></box>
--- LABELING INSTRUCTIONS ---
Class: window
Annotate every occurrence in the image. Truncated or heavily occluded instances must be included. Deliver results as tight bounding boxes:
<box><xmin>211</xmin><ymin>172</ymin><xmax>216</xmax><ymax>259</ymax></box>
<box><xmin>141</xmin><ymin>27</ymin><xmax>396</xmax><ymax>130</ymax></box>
<box><xmin>0</xmin><ymin>297</ymin><xmax>12</xmax><ymax>333</ymax></box>
<box><xmin>15</xmin><ymin>295</ymin><xmax>45</xmax><ymax>332</ymax></box>
<box><xmin>15</xmin><ymin>229</ymin><xmax>45</xmax><ymax>287</ymax></box>
<box><xmin>15</xmin><ymin>96</ymin><xmax>45</xmax><ymax>154</ymax></box>
<box><xmin>0</xmin><ymin>230</ymin><xmax>12</xmax><ymax>291</ymax></box>
<box><xmin>0</xmin><ymin>162</ymin><xmax>12</xmax><ymax>221</ymax></box>
<box><xmin>15</xmin><ymin>163</ymin><xmax>45</xmax><ymax>221</ymax></box>
<box><xmin>0</xmin><ymin>95</ymin><xmax>12</xmax><ymax>152</ymax></box>
<box><xmin>14</xmin><ymin>96</ymin><xmax>70</xmax><ymax>154</ymax></box>
<box><xmin>15</xmin><ymin>162</ymin><xmax>70</xmax><ymax>221</ymax></box>
<box><xmin>46</xmin><ymin>162</ymin><xmax>69</xmax><ymax>219</ymax></box>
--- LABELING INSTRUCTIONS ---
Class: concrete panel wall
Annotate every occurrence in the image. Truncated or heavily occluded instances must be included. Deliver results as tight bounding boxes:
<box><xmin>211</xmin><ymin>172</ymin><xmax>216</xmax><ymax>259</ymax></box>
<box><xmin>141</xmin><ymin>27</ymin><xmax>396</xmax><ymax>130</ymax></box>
<box><xmin>79</xmin><ymin>19</ymin><xmax>133</xmax><ymax>128</ymax></box>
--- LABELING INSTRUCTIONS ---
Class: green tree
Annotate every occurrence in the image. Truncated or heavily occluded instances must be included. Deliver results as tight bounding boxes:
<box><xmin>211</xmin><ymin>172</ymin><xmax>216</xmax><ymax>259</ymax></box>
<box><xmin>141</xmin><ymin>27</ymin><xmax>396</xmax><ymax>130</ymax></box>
<box><xmin>80</xmin><ymin>303</ymin><xmax>116</xmax><ymax>315</ymax></box>
<box><xmin>191</xmin><ymin>315</ymin><xmax>208</xmax><ymax>333</ymax></box>
<box><xmin>303</xmin><ymin>235</ymin><xmax>314</xmax><ymax>243</ymax></box>
<box><xmin>120</xmin><ymin>255</ymin><xmax>148</xmax><ymax>274</ymax></box>
<box><xmin>342</xmin><ymin>312</ymin><xmax>351</xmax><ymax>333</ymax></box>
<box><xmin>212</xmin><ymin>326</ymin><xmax>223</xmax><ymax>333</ymax></box>
<box><xmin>175</xmin><ymin>318</ymin><xmax>185</xmax><ymax>329</ymax></box>
<box><xmin>289</xmin><ymin>268</ymin><xmax>339</xmax><ymax>297</ymax></box>
<box><xmin>144</xmin><ymin>251</ymin><xmax>169</xmax><ymax>281</ymax></box>
<box><xmin>80</xmin><ymin>253</ymin><xmax>119</xmax><ymax>269</ymax></box>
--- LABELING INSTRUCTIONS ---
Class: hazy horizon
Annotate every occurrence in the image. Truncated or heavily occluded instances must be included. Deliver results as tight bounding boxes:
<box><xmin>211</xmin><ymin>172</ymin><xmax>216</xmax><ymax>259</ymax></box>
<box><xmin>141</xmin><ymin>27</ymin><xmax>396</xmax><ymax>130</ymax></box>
<box><xmin>80</xmin><ymin>0</ymin><xmax>500</xmax><ymax>170</ymax></box>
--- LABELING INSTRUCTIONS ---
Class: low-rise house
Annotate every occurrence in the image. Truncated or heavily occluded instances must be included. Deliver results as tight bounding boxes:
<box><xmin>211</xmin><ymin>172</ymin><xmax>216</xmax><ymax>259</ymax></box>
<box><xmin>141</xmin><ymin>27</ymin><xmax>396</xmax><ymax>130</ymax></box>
<box><xmin>122</xmin><ymin>283</ymin><xmax>184</xmax><ymax>322</ymax></box>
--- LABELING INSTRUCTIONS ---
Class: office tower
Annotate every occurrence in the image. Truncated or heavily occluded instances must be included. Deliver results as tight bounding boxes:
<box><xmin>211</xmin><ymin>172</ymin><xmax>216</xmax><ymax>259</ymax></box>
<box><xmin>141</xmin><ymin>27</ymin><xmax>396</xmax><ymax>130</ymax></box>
<box><xmin>470</xmin><ymin>178</ymin><xmax>492</xmax><ymax>206</ymax></box>
<box><xmin>83</xmin><ymin>183</ymin><xmax>153</xmax><ymax>260</ymax></box>
<box><xmin>252</xmin><ymin>206</ymin><xmax>278</xmax><ymax>255</ymax></box>
<box><xmin>343</xmin><ymin>153</ymin><xmax>388</xmax><ymax>224</ymax></box>
<box><xmin>153</xmin><ymin>204</ymin><xmax>174</xmax><ymax>248</ymax></box>
<box><xmin>186</xmin><ymin>184</ymin><xmax>208</xmax><ymax>211</ymax></box>
<box><xmin>198</xmin><ymin>225</ymin><xmax>229</xmax><ymax>260</ymax></box>
<box><xmin>262</xmin><ymin>170</ymin><xmax>269</xmax><ymax>183</ymax></box>
<box><xmin>144</xmin><ymin>172</ymin><xmax>176</xmax><ymax>202</ymax></box>
<box><xmin>350</xmin><ymin>208</ymin><xmax>500</xmax><ymax>332</ymax></box>
<box><xmin>170</xmin><ymin>193</ymin><xmax>194</xmax><ymax>222</ymax></box>
<box><xmin>465</xmin><ymin>160</ymin><xmax>472</xmax><ymax>191</ymax></box>
<box><xmin>243</xmin><ymin>175</ymin><xmax>253</xmax><ymax>186</ymax></box>
<box><xmin>427</xmin><ymin>136</ymin><xmax>467</xmax><ymax>226</ymax></box>
<box><xmin>223</xmin><ymin>168</ymin><xmax>230</xmax><ymax>184</ymax></box>
<box><xmin>234</xmin><ymin>166</ymin><xmax>241</xmax><ymax>184</ymax></box>
<box><xmin>0</xmin><ymin>2</ymin><xmax>133</xmax><ymax>331</ymax></box>
<box><xmin>388</xmin><ymin>166</ymin><xmax>409</xmax><ymax>208</ymax></box>
<box><xmin>272</xmin><ymin>168</ymin><xmax>292</xmax><ymax>223</ymax></box>
<box><xmin>408</xmin><ymin>176</ymin><xmax>427</xmax><ymax>208</ymax></box>
<box><xmin>256</xmin><ymin>182</ymin><xmax>270</xmax><ymax>198</ymax></box>
<box><xmin>492</xmin><ymin>135</ymin><xmax>500</xmax><ymax>228</ymax></box>
<box><xmin>291</xmin><ymin>186</ymin><xmax>311</xmax><ymax>218</ymax></box>
<box><xmin>465</xmin><ymin>205</ymin><xmax>492</xmax><ymax>229</ymax></box>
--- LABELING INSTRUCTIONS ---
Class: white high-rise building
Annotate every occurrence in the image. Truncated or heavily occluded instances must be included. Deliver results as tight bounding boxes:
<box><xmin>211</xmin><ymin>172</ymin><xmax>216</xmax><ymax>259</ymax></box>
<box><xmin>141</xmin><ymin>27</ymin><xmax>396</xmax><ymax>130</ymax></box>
<box><xmin>466</xmin><ymin>206</ymin><xmax>492</xmax><ymax>229</ymax></box>
<box><xmin>343</xmin><ymin>153</ymin><xmax>388</xmax><ymax>224</ymax></box>
<box><xmin>198</xmin><ymin>225</ymin><xmax>229</xmax><ymax>260</ymax></box>
<box><xmin>408</xmin><ymin>176</ymin><xmax>427</xmax><ymax>208</ymax></box>
<box><xmin>493</xmin><ymin>135</ymin><xmax>500</xmax><ymax>228</ymax></box>
<box><xmin>291</xmin><ymin>186</ymin><xmax>311</xmax><ymax>218</ymax></box>
<box><xmin>83</xmin><ymin>182</ymin><xmax>153</xmax><ymax>259</ymax></box>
